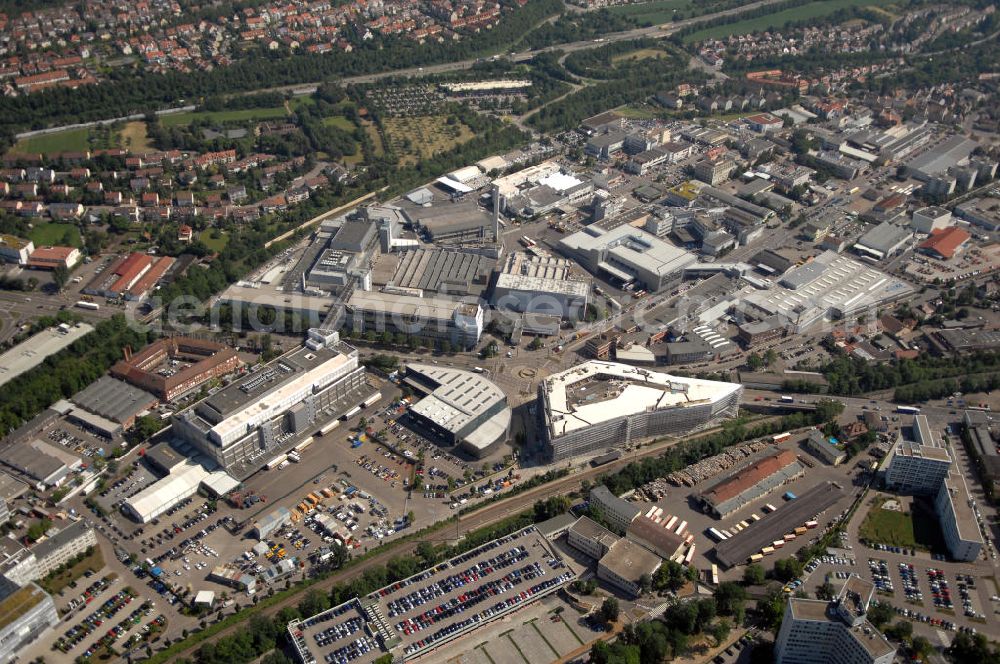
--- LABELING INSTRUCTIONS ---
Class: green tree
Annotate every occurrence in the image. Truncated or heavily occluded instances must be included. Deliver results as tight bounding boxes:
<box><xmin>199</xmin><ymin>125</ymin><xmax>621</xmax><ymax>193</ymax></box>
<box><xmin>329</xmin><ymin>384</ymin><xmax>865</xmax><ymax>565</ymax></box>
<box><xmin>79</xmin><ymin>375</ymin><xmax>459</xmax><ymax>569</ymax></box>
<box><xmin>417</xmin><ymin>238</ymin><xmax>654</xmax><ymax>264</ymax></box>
<box><xmin>773</xmin><ymin>557</ymin><xmax>803</xmax><ymax>582</ymax></box>
<box><xmin>710</xmin><ymin>619</ymin><xmax>731</xmax><ymax>646</ymax></box>
<box><xmin>746</xmin><ymin>352</ymin><xmax>764</xmax><ymax>371</ymax></box>
<box><xmin>866</xmin><ymin>602</ymin><xmax>893</xmax><ymax>629</ymax></box>
<box><xmin>600</xmin><ymin>597</ymin><xmax>620</xmax><ymax>623</ymax></box>
<box><xmin>713</xmin><ymin>582</ymin><xmax>747</xmax><ymax>616</ymax></box>
<box><xmin>814</xmin><ymin>398</ymin><xmax>845</xmax><ymax>423</ymax></box>
<box><xmin>743</xmin><ymin>564</ymin><xmax>765</xmax><ymax>586</ymax></box>
<box><xmin>52</xmin><ymin>265</ymin><xmax>70</xmax><ymax>291</ymax></box>
<box><xmin>816</xmin><ymin>581</ymin><xmax>836</xmax><ymax>601</ymax></box>
<box><xmin>911</xmin><ymin>635</ymin><xmax>933</xmax><ymax>661</ymax></box>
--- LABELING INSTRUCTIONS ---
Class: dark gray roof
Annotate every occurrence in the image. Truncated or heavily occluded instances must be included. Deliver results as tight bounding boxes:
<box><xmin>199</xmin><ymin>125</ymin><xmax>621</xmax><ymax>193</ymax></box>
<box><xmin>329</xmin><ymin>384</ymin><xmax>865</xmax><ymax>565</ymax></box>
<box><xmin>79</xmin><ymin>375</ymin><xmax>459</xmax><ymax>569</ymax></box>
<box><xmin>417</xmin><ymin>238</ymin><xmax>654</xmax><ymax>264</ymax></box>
<box><xmin>32</xmin><ymin>521</ymin><xmax>93</xmax><ymax>561</ymax></box>
<box><xmin>331</xmin><ymin>221</ymin><xmax>376</xmax><ymax>253</ymax></box>
<box><xmin>71</xmin><ymin>377</ymin><xmax>158</xmax><ymax>424</ymax></box>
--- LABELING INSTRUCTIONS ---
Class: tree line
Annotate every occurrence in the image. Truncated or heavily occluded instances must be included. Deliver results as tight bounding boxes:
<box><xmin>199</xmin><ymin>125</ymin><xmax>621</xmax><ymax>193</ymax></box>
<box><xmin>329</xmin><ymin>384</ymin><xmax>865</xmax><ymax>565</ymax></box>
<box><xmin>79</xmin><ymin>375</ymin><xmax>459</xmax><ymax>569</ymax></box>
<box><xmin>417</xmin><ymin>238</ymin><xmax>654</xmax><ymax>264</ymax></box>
<box><xmin>0</xmin><ymin>315</ymin><xmax>152</xmax><ymax>433</ymax></box>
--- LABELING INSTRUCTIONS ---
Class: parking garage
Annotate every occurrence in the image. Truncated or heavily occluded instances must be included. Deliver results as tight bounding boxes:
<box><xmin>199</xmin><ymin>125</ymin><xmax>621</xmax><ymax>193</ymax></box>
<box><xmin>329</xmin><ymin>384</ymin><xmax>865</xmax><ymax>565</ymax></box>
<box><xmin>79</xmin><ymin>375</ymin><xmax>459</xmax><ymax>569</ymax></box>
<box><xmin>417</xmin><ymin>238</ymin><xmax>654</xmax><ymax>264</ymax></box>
<box><xmin>288</xmin><ymin>526</ymin><xmax>575</xmax><ymax>664</ymax></box>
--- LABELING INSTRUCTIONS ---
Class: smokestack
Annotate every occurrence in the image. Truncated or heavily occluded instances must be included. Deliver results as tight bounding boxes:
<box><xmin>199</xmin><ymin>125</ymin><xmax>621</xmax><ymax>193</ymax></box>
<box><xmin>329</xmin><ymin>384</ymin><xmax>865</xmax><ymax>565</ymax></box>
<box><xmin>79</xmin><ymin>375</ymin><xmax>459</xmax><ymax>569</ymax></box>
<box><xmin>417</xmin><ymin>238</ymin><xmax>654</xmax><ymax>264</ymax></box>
<box><xmin>492</xmin><ymin>184</ymin><xmax>500</xmax><ymax>245</ymax></box>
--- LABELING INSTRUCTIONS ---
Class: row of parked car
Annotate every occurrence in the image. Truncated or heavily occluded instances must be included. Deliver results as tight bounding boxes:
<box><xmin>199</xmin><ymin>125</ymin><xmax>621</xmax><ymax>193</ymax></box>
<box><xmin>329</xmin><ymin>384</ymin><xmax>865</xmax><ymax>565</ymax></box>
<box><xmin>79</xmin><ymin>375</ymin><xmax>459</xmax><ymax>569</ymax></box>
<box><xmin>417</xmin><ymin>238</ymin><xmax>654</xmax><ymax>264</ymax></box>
<box><xmin>401</xmin><ymin>572</ymin><xmax>573</xmax><ymax>656</ymax></box>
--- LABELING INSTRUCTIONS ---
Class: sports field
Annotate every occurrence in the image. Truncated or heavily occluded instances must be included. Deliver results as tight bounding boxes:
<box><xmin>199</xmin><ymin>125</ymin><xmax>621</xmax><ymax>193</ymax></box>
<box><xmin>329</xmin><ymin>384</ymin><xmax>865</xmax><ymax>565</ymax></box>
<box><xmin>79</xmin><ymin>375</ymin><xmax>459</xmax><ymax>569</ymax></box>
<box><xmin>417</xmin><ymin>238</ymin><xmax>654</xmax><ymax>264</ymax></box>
<box><xmin>13</xmin><ymin>128</ymin><xmax>91</xmax><ymax>154</ymax></box>
<box><xmin>159</xmin><ymin>106</ymin><xmax>288</xmax><ymax>127</ymax></box>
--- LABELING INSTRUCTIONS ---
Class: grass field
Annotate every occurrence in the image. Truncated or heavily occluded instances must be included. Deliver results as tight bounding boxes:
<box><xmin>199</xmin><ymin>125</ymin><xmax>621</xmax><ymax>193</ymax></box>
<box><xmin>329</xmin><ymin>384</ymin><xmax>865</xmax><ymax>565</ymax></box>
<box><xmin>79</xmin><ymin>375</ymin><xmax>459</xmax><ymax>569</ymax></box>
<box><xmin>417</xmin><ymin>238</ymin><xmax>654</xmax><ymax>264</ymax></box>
<box><xmin>611</xmin><ymin>47</ymin><xmax>671</xmax><ymax>64</ymax></box>
<box><xmin>119</xmin><ymin>121</ymin><xmax>153</xmax><ymax>152</ymax></box>
<box><xmin>199</xmin><ymin>229</ymin><xmax>229</xmax><ymax>252</ymax></box>
<box><xmin>160</xmin><ymin>106</ymin><xmax>288</xmax><ymax>127</ymax></box>
<box><xmin>381</xmin><ymin>115</ymin><xmax>474</xmax><ymax>165</ymax></box>
<box><xmin>683</xmin><ymin>0</ymin><xmax>897</xmax><ymax>42</ymax></box>
<box><xmin>859</xmin><ymin>498</ymin><xmax>945</xmax><ymax>552</ymax></box>
<box><xmin>30</xmin><ymin>222</ymin><xmax>81</xmax><ymax>247</ymax></box>
<box><xmin>14</xmin><ymin>128</ymin><xmax>92</xmax><ymax>154</ymax></box>
<box><xmin>607</xmin><ymin>0</ymin><xmax>697</xmax><ymax>25</ymax></box>
<box><xmin>615</xmin><ymin>104</ymin><xmax>659</xmax><ymax>119</ymax></box>
<box><xmin>323</xmin><ymin>116</ymin><xmax>356</xmax><ymax>131</ymax></box>
<box><xmin>40</xmin><ymin>547</ymin><xmax>104</xmax><ymax>595</ymax></box>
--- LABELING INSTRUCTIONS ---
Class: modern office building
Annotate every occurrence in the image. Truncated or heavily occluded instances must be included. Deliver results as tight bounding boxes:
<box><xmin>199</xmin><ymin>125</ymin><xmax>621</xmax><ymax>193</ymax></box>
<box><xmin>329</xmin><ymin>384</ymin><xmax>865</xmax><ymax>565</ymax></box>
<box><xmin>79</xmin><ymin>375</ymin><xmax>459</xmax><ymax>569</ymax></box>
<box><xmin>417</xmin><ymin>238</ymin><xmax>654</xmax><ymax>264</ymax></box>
<box><xmin>172</xmin><ymin>334</ymin><xmax>368</xmax><ymax>478</ymax></box>
<box><xmin>884</xmin><ymin>415</ymin><xmax>952</xmax><ymax>494</ymax></box>
<box><xmin>558</xmin><ymin>225</ymin><xmax>697</xmax><ymax>292</ymax></box>
<box><xmin>881</xmin><ymin>415</ymin><xmax>983</xmax><ymax>562</ymax></box>
<box><xmin>538</xmin><ymin>361</ymin><xmax>742</xmax><ymax>461</ymax></box>
<box><xmin>774</xmin><ymin>575</ymin><xmax>895</xmax><ymax>664</ymax></box>
<box><xmin>0</xmin><ymin>548</ymin><xmax>38</xmax><ymax>587</ymax></box>
<box><xmin>400</xmin><ymin>364</ymin><xmax>511</xmax><ymax>458</ymax></box>
<box><xmin>934</xmin><ymin>467</ymin><xmax>984</xmax><ymax>562</ymax></box>
<box><xmin>0</xmin><ymin>579</ymin><xmax>60</xmax><ymax>662</ymax></box>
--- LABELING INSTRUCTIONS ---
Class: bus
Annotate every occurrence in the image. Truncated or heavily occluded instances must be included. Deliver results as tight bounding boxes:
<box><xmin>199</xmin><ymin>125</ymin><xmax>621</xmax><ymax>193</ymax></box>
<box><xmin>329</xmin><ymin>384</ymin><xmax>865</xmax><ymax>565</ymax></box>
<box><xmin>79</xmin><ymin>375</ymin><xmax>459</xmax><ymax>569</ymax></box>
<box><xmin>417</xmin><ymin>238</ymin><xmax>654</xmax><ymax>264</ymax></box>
<box><xmin>772</xmin><ymin>432</ymin><xmax>791</xmax><ymax>444</ymax></box>
<box><xmin>362</xmin><ymin>392</ymin><xmax>382</xmax><ymax>408</ymax></box>
<box><xmin>318</xmin><ymin>420</ymin><xmax>340</xmax><ymax>436</ymax></box>
<box><xmin>896</xmin><ymin>405</ymin><xmax>921</xmax><ymax>415</ymax></box>
<box><xmin>341</xmin><ymin>406</ymin><xmax>361</xmax><ymax>420</ymax></box>
<box><xmin>706</xmin><ymin>528</ymin><xmax>727</xmax><ymax>542</ymax></box>
<box><xmin>76</xmin><ymin>301</ymin><xmax>100</xmax><ymax>310</ymax></box>
<box><xmin>779</xmin><ymin>395</ymin><xmax>794</xmax><ymax>403</ymax></box>
<box><xmin>519</xmin><ymin>236</ymin><xmax>536</xmax><ymax>248</ymax></box>
<box><xmin>710</xmin><ymin>564</ymin><xmax>719</xmax><ymax>586</ymax></box>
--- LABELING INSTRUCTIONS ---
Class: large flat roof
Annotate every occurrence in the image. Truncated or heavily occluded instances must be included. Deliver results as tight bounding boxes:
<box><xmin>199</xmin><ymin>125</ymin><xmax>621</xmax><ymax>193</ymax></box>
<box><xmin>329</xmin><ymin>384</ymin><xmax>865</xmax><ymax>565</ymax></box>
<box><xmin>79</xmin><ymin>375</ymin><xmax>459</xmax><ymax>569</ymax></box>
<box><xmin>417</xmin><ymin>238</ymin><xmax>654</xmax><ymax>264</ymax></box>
<box><xmin>404</xmin><ymin>363</ymin><xmax>510</xmax><ymax>451</ymax></box>
<box><xmin>71</xmin><ymin>376</ymin><xmax>158</xmax><ymax>424</ymax></box>
<box><xmin>0</xmin><ymin>323</ymin><xmax>95</xmax><ymax>389</ymax></box>
<box><xmin>389</xmin><ymin>248</ymin><xmax>494</xmax><ymax>295</ymax></box>
<box><xmin>0</xmin><ymin>583</ymin><xmax>49</xmax><ymax>632</ymax></box>
<box><xmin>855</xmin><ymin>222</ymin><xmax>911</xmax><ymax>256</ymax></box>
<box><xmin>906</xmin><ymin>135</ymin><xmax>977</xmax><ymax>177</ymax></box>
<box><xmin>744</xmin><ymin>250</ymin><xmax>913</xmax><ymax>328</ymax></box>
<box><xmin>714</xmin><ymin>481</ymin><xmax>846</xmax><ymax>567</ymax></box>
<box><xmin>599</xmin><ymin>538</ymin><xmax>662</xmax><ymax>583</ymax></box>
<box><xmin>196</xmin><ymin>344</ymin><xmax>356</xmax><ymax>443</ymax></box>
<box><xmin>559</xmin><ymin>225</ymin><xmax>696</xmax><ymax>278</ymax></box>
<box><xmin>542</xmin><ymin>361</ymin><xmax>741</xmax><ymax>438</ymax></box>
<box><xmin>348</xmin><ymin>290</ymin><xmax>469</xmax><ymax>323</ymax></box>
<box><xmin>494</xmin><ymin>252</ymin><xmax>590</xmax><ymax>298</ymax></box>
<box><xmin>942</xmin><ymin>467</ymin><xmax>983</xmax><ymax>546</ymax></box>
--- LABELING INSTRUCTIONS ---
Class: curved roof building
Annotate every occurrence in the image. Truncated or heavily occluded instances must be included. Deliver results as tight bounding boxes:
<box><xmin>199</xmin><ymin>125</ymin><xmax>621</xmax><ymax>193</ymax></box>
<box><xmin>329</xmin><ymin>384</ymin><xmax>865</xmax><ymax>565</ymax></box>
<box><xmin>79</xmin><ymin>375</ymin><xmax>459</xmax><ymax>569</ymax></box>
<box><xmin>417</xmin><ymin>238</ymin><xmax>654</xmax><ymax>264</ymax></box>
<box><xmin>402</xmin><ymin>364</ymin><xmax>511</xmax><ymax>458</ymax></box>
<box><xmin>539</xmin><ymin>361</ymin><xmax>742</xmax><ymax>461</ymax></box>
